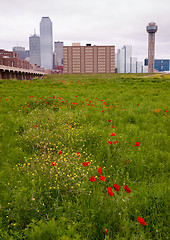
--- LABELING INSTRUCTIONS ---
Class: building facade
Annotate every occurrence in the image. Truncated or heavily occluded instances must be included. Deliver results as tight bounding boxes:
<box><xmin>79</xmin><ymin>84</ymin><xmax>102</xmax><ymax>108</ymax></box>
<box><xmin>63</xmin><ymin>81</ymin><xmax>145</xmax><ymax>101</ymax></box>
<box><xmin>144</xmin><ymin>59</ymin><xmax>170</xmax><ymax>72</ymax></box>
<box><xmin>40</xmin><ymin>17</ymin><xmax>53</xmax><ymax>69</ymax></box>
<box><xmin>63</xmin><ymin>44</ymin><xmax>115</xmax><ymax>74</ymax></box>
<box><xmin>29</xmin><ymin>34</ymin><xmax>41</xmax><ymax>66</ymax></box>
<box><xmin>117</xmin><ymin>45</ymin><xmax>132</xmax><ymax>73</ymax></box>
<box><xmin>13</xmin><ymin>46</ymin><xmax>29</xmax><ymax>60</ymax></box>
<box><xmin>54</xmin><ymin>41</ymin><xmax>63</xmax><ymax>66</ymax></box>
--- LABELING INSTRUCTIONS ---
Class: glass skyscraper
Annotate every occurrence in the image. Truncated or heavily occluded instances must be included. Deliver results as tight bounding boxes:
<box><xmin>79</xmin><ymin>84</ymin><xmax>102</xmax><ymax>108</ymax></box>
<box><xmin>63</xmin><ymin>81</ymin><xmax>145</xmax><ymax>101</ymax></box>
<box><xmin>40</xmin><ymin>17</ymin><xmax>53</xmax><ymax>70</ymax></box>
<box><xmin>29</xmin><ymin>34</ymin><xmax>41</xmax><ymax>66</ymax></box>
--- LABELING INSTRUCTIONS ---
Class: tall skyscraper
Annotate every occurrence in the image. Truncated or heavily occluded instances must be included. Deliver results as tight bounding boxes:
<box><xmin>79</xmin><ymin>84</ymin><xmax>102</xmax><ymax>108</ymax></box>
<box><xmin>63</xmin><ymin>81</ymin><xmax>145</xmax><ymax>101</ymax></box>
<box><xmin>54</xmin><ymin>41</ymin><xmax>63</xmax><ymax>66</ymax></box>
<box><xmin>146</xmin><ymin>22</ymin><xmax>158</xmax><ymax>73</ymax></box>
<box><xmin>29</xmin><ymin>33</ymin><xmax>41</xmax><ymax>66</ymax></box>
<box><xmin>40</xmin><ymin>17</ymin><xmax>53</xmax><ymax>69</ymax></box>
<box><xmin>117</xmin><ymin>45</ymin><xmax>132</xmax><ymax>73</ymax></box>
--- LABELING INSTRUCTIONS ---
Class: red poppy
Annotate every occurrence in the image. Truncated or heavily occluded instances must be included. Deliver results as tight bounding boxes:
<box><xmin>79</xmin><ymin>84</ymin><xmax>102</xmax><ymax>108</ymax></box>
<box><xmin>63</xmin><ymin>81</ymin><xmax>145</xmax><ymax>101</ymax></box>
<box><xmin>137</xmin><ymin>104</ymin><xmax>139</xmax><ymax>106</ymax></box>
<box><xmin>165</xmin><ymin>110</ymin><xmax>168</xmax><ymax>112</ymax></box>
<box><xmin>13</xmin><ymin>109</ymin><xmax>15</xmax><ymax>111</ymax></box>
<box><xmin>108</xmin><ymin>141</ymin><xmax>112</xmax><ymax>145</ymax></box>
<box><xmin>108</xmin><ymin>120</ymin><xmax>112</xmax><ymax>122</ymax></box>
<box><xmin>111</xmin><ymin>133</ymin><xmax>115</xmax><ymax>136</ymax></box>
<box><xmin>51</xmin><ymin>162</ymin><xmax>57</xmax><ymax>166</ymax></box>
<box><xmin>100</xmin><ymin>175</ymin><xmax>106</xmax><ymax>181</ymax></box>
<box><xmin>102</xmin><ymin>110</ymin><xmax>104</xmax><ymax>113</ymax></box>
<box><xmin>123</xmin><ymin>185</ymin><xmax>131</xmax><ymax>193</ymax></box>
<box><xmin>104</xmin><ymin>228</ymin><xmax>108</xmax><ymax>234</ymax></box>
<box><xmin>114</xmin><ymin>141</ymin><xmax>118</xmax><ymax>144</ymax></box>
<box><xmin>134</xmin><ymin>142</ymin><xmax>140</xmax><ymax>147</ymax></box>
<box><xmin>98</xmin><ymin>167</ymin><xmax>102</xmax><ymax>174</ymax></box>
<box><xmin>138</xmin><ymin>216</ymin><xmax>147</xmax><ymax>226</ymax></box>
<box><xmin>59</xmin><ymin>151</ymin><xmax>62</xmax><ymax>155</ymax></box>
<box><xmin>77</xmin><ymin>152</ymin><xmax>80</xmax><ymax>156</ymax></box>
<box><xmin>34</xmin><ymin>125</ymin><xmax>37</xmax><ymax>128</ymax></box>
<box><xmin>107</xmin><ymin>187</ymin><xmax>113</xmax><ymax>196</ymax></box>
<box><xmin>112</xmin><ymin>126</ymin><xmax>115</xmax><ymax>128</ymax></box>
<box><xmin>113</xmin><ymin>183</ymin><xmax>120</xmax><ymax>191</ymax></box>
<box><xmin>82</xmin><ymin>162</ymin><xmax>90</xmax><ymax>166</ymax></box>
<box><xmin>89</xmin><ymin>176</ymin><xmax>95</xmax><ymax>182</ymax></box>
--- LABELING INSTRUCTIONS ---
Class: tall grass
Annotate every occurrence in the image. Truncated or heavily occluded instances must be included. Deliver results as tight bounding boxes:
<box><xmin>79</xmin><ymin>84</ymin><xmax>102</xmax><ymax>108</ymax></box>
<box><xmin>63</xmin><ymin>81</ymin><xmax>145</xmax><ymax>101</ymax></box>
<box><xmin>0</xmin><ymin>73</ymin><xmax>169</xmax><ymax>239</ymax></box>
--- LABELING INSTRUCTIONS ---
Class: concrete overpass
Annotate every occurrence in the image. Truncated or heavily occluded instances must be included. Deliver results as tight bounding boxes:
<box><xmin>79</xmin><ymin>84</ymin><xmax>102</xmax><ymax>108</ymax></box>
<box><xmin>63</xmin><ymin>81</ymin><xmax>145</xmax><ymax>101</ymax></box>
<box><xmin>0</xmin><ymin>65</ymin><xmax>45</xmax><ymax>80</ymax></box>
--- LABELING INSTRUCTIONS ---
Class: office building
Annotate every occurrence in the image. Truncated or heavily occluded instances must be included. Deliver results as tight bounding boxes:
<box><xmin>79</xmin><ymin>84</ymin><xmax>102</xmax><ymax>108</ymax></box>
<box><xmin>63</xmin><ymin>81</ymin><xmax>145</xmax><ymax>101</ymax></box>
<box><xmin>117</xmin><ymin>45</ymin><xmax>132</xmax><ymax>73</ymax></box>
<box><xmin>29</xmin><ymin>33</ymin><xmax>41</xmax><ymax>66</ymax></box>
<box><xmin>136</xmin><ymin>61</ymin><xmax>143</xmax><ymax>73</ymax></box>
<box><xmin>144</xmin><ymin>59</ymin><xmax>170</xmax><ymax>72</ymax></box>
<box><xmin>54</xmin><ymin>41</ymin><xmax>63</xmax><ymax>66</ymax></box>
<box><xmin>130</xmin><ymin>57</ymin><xmax>137</xmax><ymax>73</ymax></box>
<box><xmin>63</xmin><ymin>43</ymin><xmax>115</xmax><ymax>74</ymax></box>
<box><xmin>13</xmin><ymin>46</ymin><xmax>29</xmax><ymax>60</ymax></box>
<box><xmin>40</xmin><ymin>17</ymin><xmax>53</xmax><ymax>69</ymax></box>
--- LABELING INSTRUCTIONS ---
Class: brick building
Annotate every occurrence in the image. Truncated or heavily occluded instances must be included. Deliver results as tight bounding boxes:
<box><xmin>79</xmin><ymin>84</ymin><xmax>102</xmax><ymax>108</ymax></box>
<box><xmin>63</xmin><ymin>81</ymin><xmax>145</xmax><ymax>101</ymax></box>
<box><xmin>0</xmin><ymin>49</ymin><xmax>32</xmax><ymax>69</ymax></box>
<box><xmin>63</xmin><ymin>44</ymin><xmax>115</xmax><ymax>74</ymax></box>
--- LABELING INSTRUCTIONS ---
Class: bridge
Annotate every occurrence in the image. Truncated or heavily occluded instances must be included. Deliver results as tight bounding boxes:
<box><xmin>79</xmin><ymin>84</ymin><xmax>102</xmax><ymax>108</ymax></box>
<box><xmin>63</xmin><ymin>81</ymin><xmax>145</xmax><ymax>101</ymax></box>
<box><xmin>0</xmin><ymin>65</ymin><xmax>45</xmax><ymax>80</ymax></box>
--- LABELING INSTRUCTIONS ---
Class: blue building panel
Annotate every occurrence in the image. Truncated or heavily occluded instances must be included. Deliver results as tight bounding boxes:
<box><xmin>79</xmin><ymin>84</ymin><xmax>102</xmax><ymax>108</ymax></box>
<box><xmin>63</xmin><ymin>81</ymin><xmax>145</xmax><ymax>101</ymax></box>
<box><xmin>144</xmin><ymin>59</ymin><xmax>170</xmax><ymax>71</ymax></box>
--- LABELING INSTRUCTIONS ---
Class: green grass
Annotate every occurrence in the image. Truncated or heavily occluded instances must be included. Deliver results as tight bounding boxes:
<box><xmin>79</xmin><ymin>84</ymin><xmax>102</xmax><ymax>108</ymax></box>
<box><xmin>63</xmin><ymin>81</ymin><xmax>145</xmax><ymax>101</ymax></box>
<box><xmin>0</xmin><ymin>73</ymin><xmax>169</xmax><ymax>239</ymax></box>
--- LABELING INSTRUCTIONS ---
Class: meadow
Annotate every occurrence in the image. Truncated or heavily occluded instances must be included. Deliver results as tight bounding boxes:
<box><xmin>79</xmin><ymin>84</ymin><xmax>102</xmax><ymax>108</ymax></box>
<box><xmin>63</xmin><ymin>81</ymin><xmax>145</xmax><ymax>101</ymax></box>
<box><xmin>0</xmin><ymin>73</ymin><xmax>169</xmax><ymax>239</ymax></box>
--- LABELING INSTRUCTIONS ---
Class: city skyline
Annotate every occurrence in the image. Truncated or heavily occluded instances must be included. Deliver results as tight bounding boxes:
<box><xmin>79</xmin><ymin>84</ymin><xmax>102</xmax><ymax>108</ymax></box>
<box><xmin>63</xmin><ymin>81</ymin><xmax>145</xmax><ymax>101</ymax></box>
<box><xmin>0</xmin><ymin>0</ymin><xmax>170</xmax><ymax>62</ymax></box>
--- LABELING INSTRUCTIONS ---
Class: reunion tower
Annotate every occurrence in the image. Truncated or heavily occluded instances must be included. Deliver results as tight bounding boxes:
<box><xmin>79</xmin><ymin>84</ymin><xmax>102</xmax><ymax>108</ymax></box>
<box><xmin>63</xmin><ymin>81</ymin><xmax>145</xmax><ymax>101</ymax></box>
<box><xmin>146</xmin><ymin>22</ymin><xmax>158</xmax><ymax>73</ymax></box>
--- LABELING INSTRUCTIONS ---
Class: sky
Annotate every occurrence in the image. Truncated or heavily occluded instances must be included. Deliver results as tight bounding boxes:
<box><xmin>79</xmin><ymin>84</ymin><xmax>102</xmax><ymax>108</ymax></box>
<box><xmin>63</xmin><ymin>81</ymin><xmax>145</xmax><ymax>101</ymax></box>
<box><xmin>0</xmin><ymin>0</ymin><xmax>170</xmax><ymax>62</ymax></box>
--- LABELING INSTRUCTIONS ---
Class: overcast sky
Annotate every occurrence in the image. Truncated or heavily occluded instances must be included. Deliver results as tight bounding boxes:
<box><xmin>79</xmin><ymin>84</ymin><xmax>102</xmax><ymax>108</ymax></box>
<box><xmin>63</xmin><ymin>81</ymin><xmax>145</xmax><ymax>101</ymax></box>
<box><xmin>0</xmin><ymin>0</ymin><xmax>170</xmax><ymax>62</ymax></box>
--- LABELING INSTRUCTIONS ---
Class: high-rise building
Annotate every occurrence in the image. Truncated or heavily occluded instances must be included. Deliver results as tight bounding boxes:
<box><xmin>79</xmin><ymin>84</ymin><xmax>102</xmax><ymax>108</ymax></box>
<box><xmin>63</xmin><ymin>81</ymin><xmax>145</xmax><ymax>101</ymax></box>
<box><xmin>130</xmin><ymin>57</ymin><xmax>137</xmax><ymax>73</ymax></box>
<box><xmin>63</xmin><ymin>44</ymin><xmax>115</xmax><ymax>74</ymax></box>
<box><xmin>40</xmin><ymin>17</ymin><xmax>53</xmax><ymax>69</ymax></box>
<box><xmin>146</xmin><ymin>22</ymin><xmax>158</xmax><ymax>73</ymax></box>
<box><xmin>117</xmin><ymin>45</ymin><xmax>132</xmax><ymax>73</ymax></box>
<box><xmin>54</xmin><ymin>41</ymin><xmax>63</xmax><ymax>66</ymax></box>
<box><xmin>29</xmin><ymin>33</ymin><xmax>41</xmax><ymax>66</ymax></box>
<box><xmin>13</xmin><ymin>46</ymin><xmax>28</xmax><ymax>60</ymax></box>
<box><xmin>136</xmin><ymin>61</ymin><xmax>143</xmax><ymax>73</ymax></box>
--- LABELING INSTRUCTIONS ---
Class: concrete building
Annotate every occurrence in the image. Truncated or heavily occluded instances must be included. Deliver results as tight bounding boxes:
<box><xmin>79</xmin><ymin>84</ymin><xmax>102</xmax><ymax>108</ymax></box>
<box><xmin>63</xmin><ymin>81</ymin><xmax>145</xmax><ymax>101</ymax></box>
<box><xmin>130</xmin><ymin>57</ymin><xmax>137</xmax><ymax>73</ymax></box>
<box><xmin>117</xmin><ymin>45</ymin><xmax>132</xmax><ymax>73</ymax></box>
<box><xmin>54</xmin><ymin>41</ymin><xmax>63</xmax><ymax>66</ymax></box>
<box><xmin>13</xmin><ymin>46</ymin><xmax>29</xmax><ymax>60</ymax></box>
<box><xmin>124</xmin><ymin>45</ymin><xmax>132</xmax><ymax>73</ymax></box>
<box><xmin>29</xmin><ymin>33</ymin><xmax>41</xmax><ymax>66</ymax></box>
<box><xmin>136</xmin><ymin>61</ymin><xmax>143</xmax><ymax>73</ymax></box>
<box><xmin>146</xmin><ymin>22</ymin><xmax>158</xmax><ymax>73</ymax></box>
<box><xmin>63</xmin><ymin>44</ymin><xmax>115</xmax><ymax>74</ymax></box>
<box><xmin>40</xmin><ymin>17</ymin><xmax>53</xmax><ymax>70</ymax></box>
<box><xmin>144</xmin><ymin>59</ymin><xmax>170</xmax><ymax>72</ymax></box>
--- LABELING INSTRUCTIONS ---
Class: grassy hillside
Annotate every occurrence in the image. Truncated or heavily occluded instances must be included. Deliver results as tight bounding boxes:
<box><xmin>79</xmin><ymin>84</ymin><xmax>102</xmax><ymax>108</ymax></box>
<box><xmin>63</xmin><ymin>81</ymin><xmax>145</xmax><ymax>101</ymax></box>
<box><xmin>0</xmin><ymin>73</ymin><xmax>169</xmax><ymax>239</ymax></box>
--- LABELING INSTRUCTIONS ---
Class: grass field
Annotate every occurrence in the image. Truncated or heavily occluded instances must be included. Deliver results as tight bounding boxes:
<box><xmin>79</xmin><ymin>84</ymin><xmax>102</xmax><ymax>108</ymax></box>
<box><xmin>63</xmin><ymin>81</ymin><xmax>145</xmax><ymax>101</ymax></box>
<box><xmin>0</xmin><ymin>73</ymin><xmax>169</xmax><ymax>239</ymax></box>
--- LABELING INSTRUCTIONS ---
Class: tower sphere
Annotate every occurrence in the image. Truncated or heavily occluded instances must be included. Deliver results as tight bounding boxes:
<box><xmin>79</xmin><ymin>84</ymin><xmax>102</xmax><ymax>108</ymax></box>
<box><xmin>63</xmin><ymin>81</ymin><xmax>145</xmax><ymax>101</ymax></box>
<box><xmin>146</xmin><ymin>22</ymin><xmax>158</xmax><ymax>33</ymax></box>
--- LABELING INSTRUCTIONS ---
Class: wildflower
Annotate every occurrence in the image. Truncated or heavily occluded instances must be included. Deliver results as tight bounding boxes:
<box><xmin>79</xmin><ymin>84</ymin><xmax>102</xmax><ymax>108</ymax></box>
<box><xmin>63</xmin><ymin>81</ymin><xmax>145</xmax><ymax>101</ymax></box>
<box><xmin>108</xmin><ymin>120</ymin><xmax>112</xmax><ymax>122</ymax></box>
<box><xmin>59</xmin><ymin>151</ymin><xmax>62</xmax><ymax>155</ymax></box>
<box><xmin>114</xmin><ymin>141</ymin><xmax>118</xmax><ymax>144</ymax></box>
<box><xmin>107</xmin><ymin>187</ymin><xmax>113</xmax><ymax>196</ymax></box>
<box><xmin>113</xmin><ymin>183</ymin><xmax>120</xmax><ymax>191</ymax></box>
<box><xmin>77</xmin><ymin>152</ymin><xmax>80</xmax><ymax>156</ymax></box>
<box><xmin>137</xmin><ymin>104</ymin><xmax>139</xmax><ymax>106</ymax></box>
<box><xmin>134</xmin><ymin>142</ymin><xmax>140</xmax><ymax>147</ymax></box>
<box><xmin>138</xmin><ymin>216</ymin><xmax>147</xmax><ymax>226</ymax></box>
<box><xmin>82</xmin><ymin>162</ymin><xmax>90</xmax><ymax>166</ymax></box>
<box><xmin>104</xmin><ymin>228</ymin><xmax>108</xmax><ymax>234</ymax></box>
<box><xmin>100</xmin><ymin>175</ymin><xmax>106</xmax><ymax>181</ymax></box>
<box><xmin>51</xmin><ymin>162</ymin><xmax>57</xmax><ymax>166</ymax></box>
<box><xmin>98</xmin><ymin>167</ymin><xmax>102</xmax><ymax>174</ymax></box>
<box><xmin>89</xmin><ymin>176</ymin><xmax>95</xmax><ymax>182</ymax></box>
<box><xmin>112</xmin><ymin>126</ymin><xmax>115</xmax><ymax>128</ymax></box>
<box><xmin>102</xmin><ymin>110</ymin><xmax>104</xmax><ymax>113</ymax></box>
<box><xmin>111</xmin><ymin>133</ymin><xmax>115</xmax><ymax>136</ymax></box>
<box><xmin>34</xmin><ymin>125</ymin><xmax>37</xmax><ymax>128</ymax></box>
<box><xmin>123</xmin><ymin>185</ymin><xmax>131</xmax><ymax>193</ymax></box>
<box><xmin>108</xmin><ymin>141</ymin><xmax>112</xmax><ymax>145</ymax></box>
